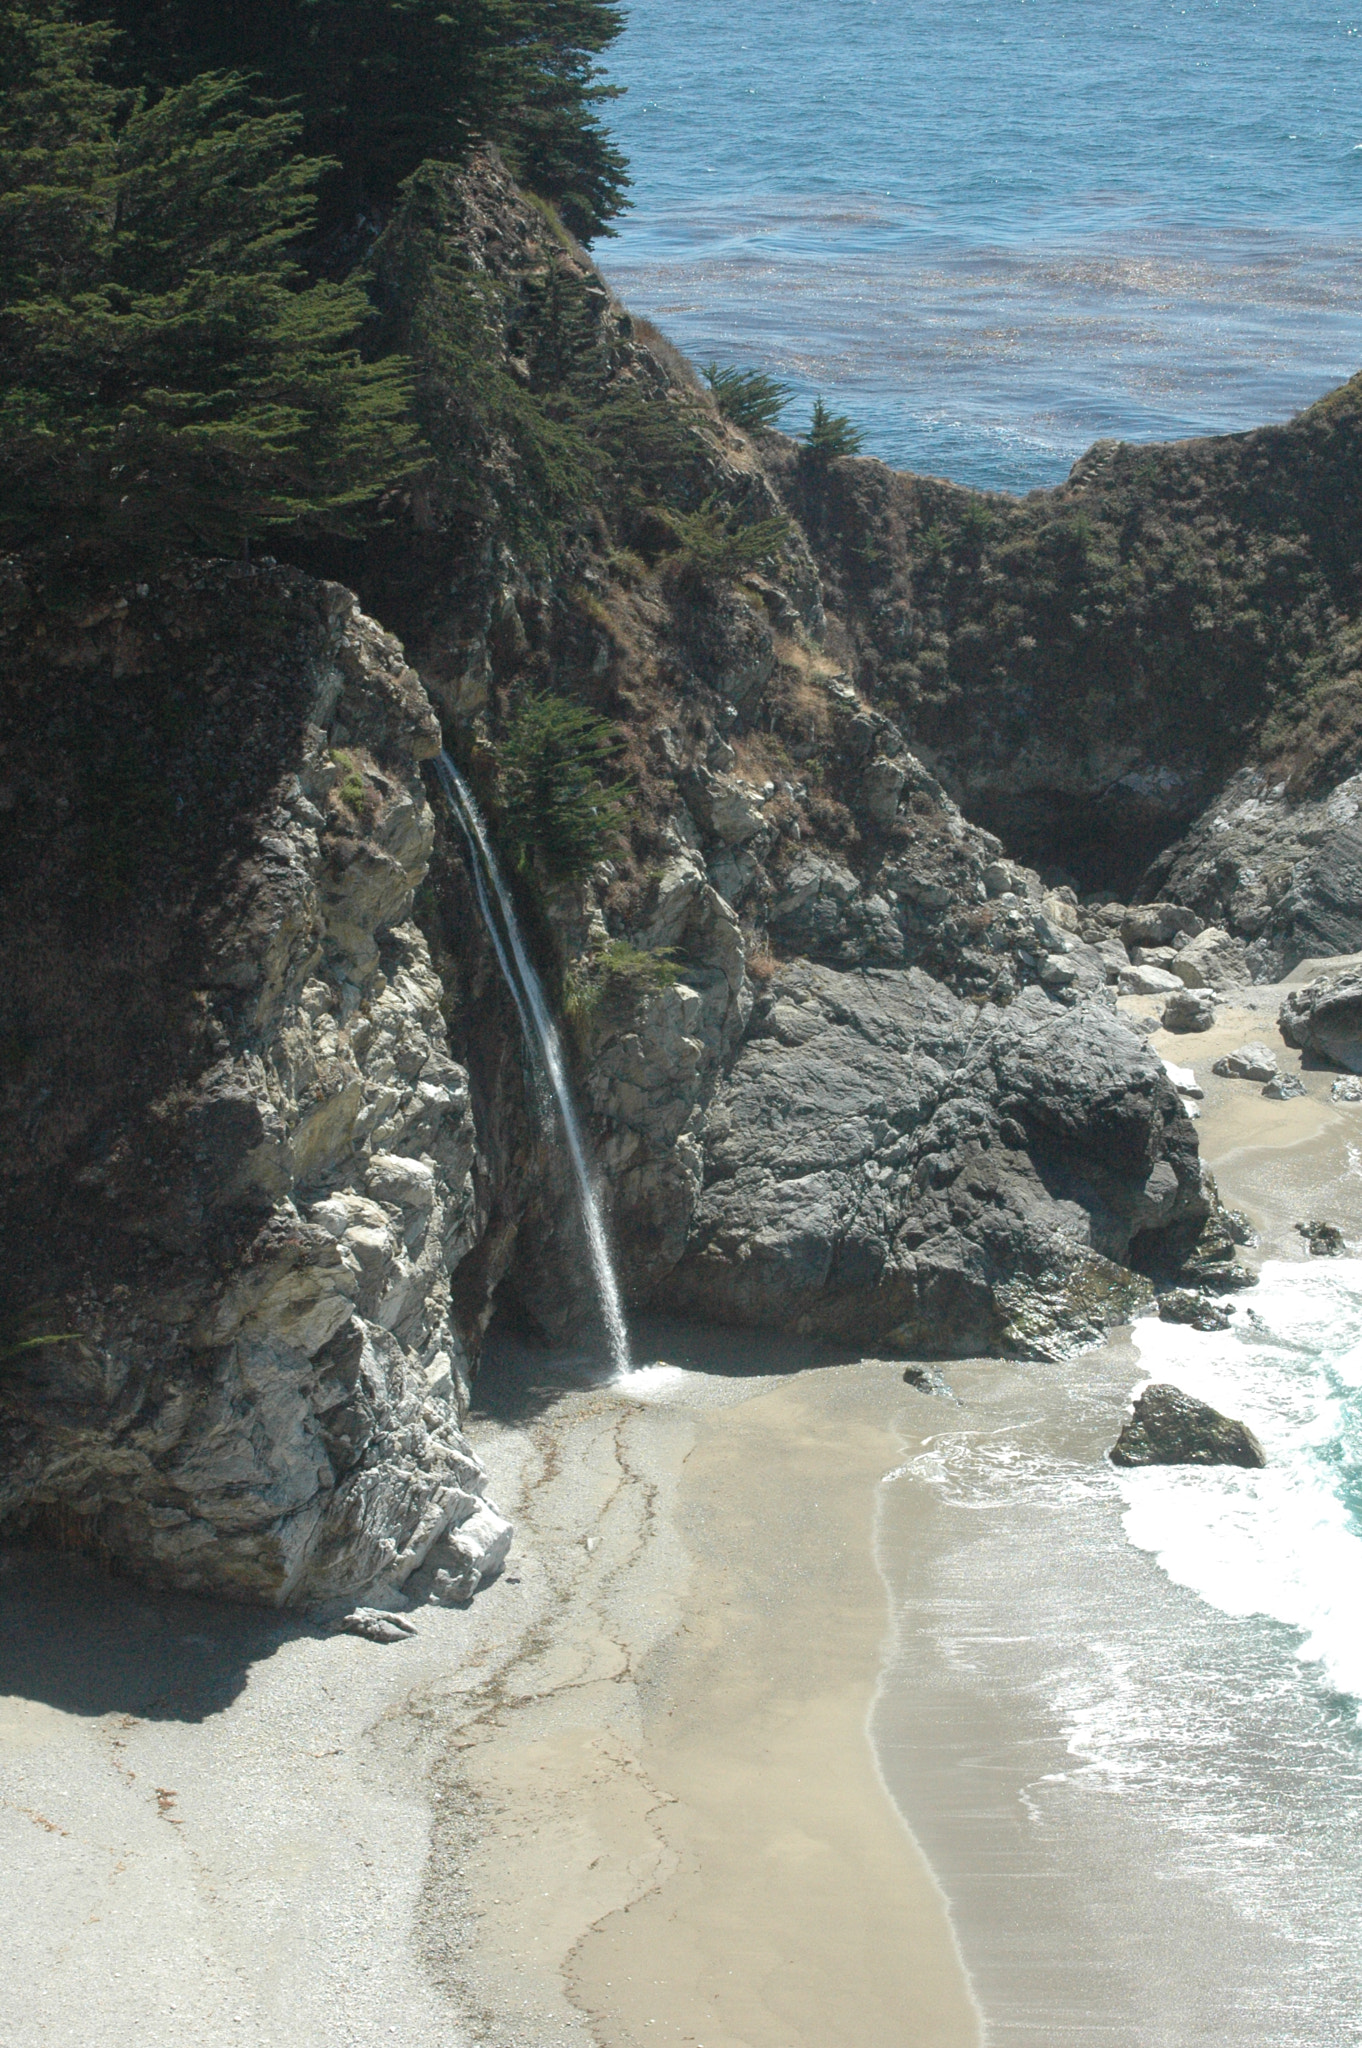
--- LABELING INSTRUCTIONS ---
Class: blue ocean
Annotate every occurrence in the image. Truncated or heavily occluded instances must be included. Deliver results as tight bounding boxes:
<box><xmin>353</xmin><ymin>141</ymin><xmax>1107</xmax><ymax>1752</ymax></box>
<box><xmin>600</xmin><ymin>0</ymin><xmax>1362</xmax><ymax>490</ymax></box>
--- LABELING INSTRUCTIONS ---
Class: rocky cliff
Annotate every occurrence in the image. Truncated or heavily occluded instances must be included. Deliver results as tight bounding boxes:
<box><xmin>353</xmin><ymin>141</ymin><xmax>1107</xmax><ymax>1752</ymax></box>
<box><xmin>8</xmin><ymin>148</ymin><xmax>1350</xmax><ymax>1604</ymax></box>
<box><xmin>0</xmin><ymin>566</ymin><xmax>507</xmax><ymax>1605</ymax></box>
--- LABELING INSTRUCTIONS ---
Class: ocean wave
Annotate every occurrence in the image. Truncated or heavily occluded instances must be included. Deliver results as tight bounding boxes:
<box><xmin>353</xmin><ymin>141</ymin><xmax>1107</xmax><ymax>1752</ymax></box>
<box><xmin>1119</xmin><ymin>1263</ymin><xmax>1362</xmax><ymax>1713</ymax></box>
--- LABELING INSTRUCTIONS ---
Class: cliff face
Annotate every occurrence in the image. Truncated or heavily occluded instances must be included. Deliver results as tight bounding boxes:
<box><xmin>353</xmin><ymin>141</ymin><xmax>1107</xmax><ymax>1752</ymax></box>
<box><xmin>0</xmin><ymin>567</ymin><xmax>507</xmax><ymax>1605</ymax></box>
<box><xmin>8</xmin><ymin>149</ymin><xmax>1333</xmax><ymax>1603</ymax></box>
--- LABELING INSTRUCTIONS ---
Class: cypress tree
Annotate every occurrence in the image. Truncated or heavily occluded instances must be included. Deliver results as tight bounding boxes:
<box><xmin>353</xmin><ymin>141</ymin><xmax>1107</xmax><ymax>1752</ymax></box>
<box><xmin>83</xmin><ymin>0</ymin><xmax>630</xmax><ymax>241</ymax></box>
<box><xmin>0</xmin><ymin>3</ymin><xmax>423</xmax><ymax>563</ymax></box>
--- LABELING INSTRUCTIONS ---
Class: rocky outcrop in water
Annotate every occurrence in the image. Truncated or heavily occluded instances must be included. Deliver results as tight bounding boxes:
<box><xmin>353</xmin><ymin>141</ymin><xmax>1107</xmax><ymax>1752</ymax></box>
<box><xmin>1110</xmin><ymin>1383</ymin><xmax>1266</xmax><ymax>1469</ymax></box>
<box><xmin>0</xmin><ymin>568</ymin><xmax>508</xmax><ymax>1606</ymax></box>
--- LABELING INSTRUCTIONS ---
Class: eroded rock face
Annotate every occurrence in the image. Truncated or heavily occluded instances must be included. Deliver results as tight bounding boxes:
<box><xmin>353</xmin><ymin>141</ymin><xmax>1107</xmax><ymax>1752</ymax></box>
<box><xmin>0</xmin><ymin>569</ymin><xmax>504</xmax><ymax>1607</ymax></box>
<box><xmin>1110</xmin><ymin>1383</ymin><xmax>1266</xmax><ymax>1468</ymax></box>
<box><xmin>653</xmin><ymin>964</ymin><xmax>1210</xmax><ymax>1359</ymax></box>
<box><xmin>1148</xmin><ymin>768</ymin><xmax>1362</xmax><ymax>978</ymax></box>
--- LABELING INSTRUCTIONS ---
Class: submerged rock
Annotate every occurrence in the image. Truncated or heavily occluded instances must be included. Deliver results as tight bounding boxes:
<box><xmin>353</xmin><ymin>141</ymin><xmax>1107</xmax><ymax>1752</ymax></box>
<box><xmin>1109</xmin><ymin>1383</ymin><xmax>1266</xmax><ymax>1468</ymax></box>
<box><xmin>1296</xmin><ymin>1219</ymin><xmax>1347</xmax><ymax>1257</ymax></box>
<box><xmin>1156</xmin><ymin>1290</ymin><xmax>1232</xmax><ymax>1331</ymax></box>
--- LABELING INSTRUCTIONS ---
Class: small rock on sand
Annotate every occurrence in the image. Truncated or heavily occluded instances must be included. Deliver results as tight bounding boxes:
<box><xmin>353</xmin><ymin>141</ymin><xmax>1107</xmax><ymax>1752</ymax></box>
<box><xmin>1162</xmin><ymin>989</ymin><xmax>1216</xmax><ymax>1033</ymax></box>
<box><xmin>340</xmin><ymin>1608</ymin><xmax>419</xmax><ymax>1642</ymax></box>
<box><xmin>1262</xmin><ymin>1073</ymin><xmax>1306</xmax><ymax>1100</ymax></box>
<box><xmin>1332</xmin><ymin>1076</ymin><xmax>1362</xmax><ymax>1103</ymax></box>
<box><xmin>1212</xmin><ymin>1042</ymin><xmax>1279</xmax><ymax>1082</ymax></box>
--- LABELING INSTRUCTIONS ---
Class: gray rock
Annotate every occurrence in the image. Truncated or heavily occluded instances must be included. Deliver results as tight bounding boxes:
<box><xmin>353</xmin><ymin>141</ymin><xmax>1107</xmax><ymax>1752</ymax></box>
<box><xmin>1119</xmin><ymin>963</ymin><xmax>1185</xmax><ymax>996</ymax></box>
<box><xmin>1148</xmin><ymin>767</ymin><xmax>1362</xmax><ymax>977</ymax></box>
<box><xmin>340</xmin><ymin>1607</ymin><xmax>419</xmax><ymax>1641</ymax></box>
<box><xmin>1110</xmin><ymin>1383</ymin><xmax>1265</xmax><ymax>1468</ymax></box>
<box><xmin>1278</xmin><ymin>972</ymin><xmax>1362</xmax><ymax>1073</ymax></box>
<box><xmin>1121</xmin><ymin>904</ymin><xmax>1203</xmax><ymax>949</ymax></box>
<box><xmin>1262</xmin><ymin>1073</ymin><xmax>1307</xmax><ymax>1100</ymax></box>
<box><xmin>1156</xmin><ymin>1290</ymin><xmax>1232</xmax><ymax>1331</ymax></box>
<box><xmin>1296</xmin><ymin>1219</ymin><xmax>1346</xmax><ymax>1257</ymax></box>
<box><xmin>1212</xmin><ymin>1042</ymin><xmax>1279</xmax><ymax>1082</ymax></box>
<box><xmin>1332</xmin><ymin>1076</ymin><xmax>1362</xmax><ymax>1103</ymax></box>
<box><xmin>862</xmin><ymin>756</ymin><xmax>907</xmax><ymax>825</ymax></box>
<box><xmin>1168</xmin><ymin>925</ymin><xmax>1250</xmax><ymax>991</ymax></box>
<box><xmin>0</xmin><ymin>578</ymin><xmax>507</xmax><ymax>1608</ymax></box>
<box><xmin>1162</xmin><ymin>989</ymin><xmax>1216</xmax><ymax>1033</ymax></box>
<box><xmin>655</xmin><ymin>960</ymin><xmax>1210</xmax><ymax>1360</ymax></box>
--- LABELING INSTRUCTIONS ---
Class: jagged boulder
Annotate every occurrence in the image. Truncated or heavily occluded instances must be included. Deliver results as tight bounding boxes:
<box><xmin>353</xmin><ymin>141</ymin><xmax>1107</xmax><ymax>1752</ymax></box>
<box><xmin>655</xmin><ymin>966</ymin><xmax>1212</xmax><ymax>1359</ymax></box>
<box><xmin>1110</xmin><ymin>1383</ymin><xmax>1266</xmax><ymax>1468</ymax></box>
<box><xmin>1156</xmin><ymin>1290</ymin><xmax>1232</xmax><ymax>1331</ymax></box>
<box><xmin>1162</xmin><ymin>989</ymin><xmax>1216</xmax><ymax>1033</ymax></box>
<box><xmin>1151</xmin><ymin>768</ymin><xmax>1362</xmax><ymax>978</ymax></box>
<box><xmin>1279</xmin><ymin>973</ymin><xmax>1362</xmax><ymax>1073</ymax></box>
<box><xmin>1296</xmin><ymin>1219</ymin><xmax>1346</xmax><ymax>1256</ymax></box>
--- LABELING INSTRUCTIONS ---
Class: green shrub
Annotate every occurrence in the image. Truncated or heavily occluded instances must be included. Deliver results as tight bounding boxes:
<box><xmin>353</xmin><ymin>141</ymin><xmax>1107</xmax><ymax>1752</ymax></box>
<box><xmin>657</xmin><ymin>496</ymin><xmax>792</xmax><ymax>587</ymax></box>
<box><xmin>563</xmin><ymin>939</ymin><xmax>681</xmax><ymax>1039</ymax></box>
<box><xmin>496</xmin><ymin>690</ymin><xmax>629</xmax><ymax>879</ymax></box>
<box><xmin>703</xmin><ymin>363</ymin><xmax>791</xmax><ymax>433</ymax></box>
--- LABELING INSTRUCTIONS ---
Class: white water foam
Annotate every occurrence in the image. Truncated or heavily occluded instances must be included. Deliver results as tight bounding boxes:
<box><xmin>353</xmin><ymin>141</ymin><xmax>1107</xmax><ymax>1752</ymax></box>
<box><xmin>1120</xmin><ymin>1261</ymin><xmax>1362</xmax><ymax>1712</ymax></box>
<box><xmin>619</xmin><ymin>1362</ymin><xmax>688</xmax><ymax>1401</ymax></box>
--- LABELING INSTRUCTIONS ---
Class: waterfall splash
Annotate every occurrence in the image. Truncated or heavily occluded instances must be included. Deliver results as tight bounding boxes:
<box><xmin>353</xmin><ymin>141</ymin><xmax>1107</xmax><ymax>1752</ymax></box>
<box><xmin>433</xmin><ymin>751</ymin><xmax>632</xmax><ymax>1377</ymax></box>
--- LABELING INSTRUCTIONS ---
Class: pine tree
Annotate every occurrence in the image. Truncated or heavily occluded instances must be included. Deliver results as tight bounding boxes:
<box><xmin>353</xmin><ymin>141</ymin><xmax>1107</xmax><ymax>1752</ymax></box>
<box><xmin>0</xmin><ymin>4</ymin><xmax>423</xmax><ymax>563</ymax></box>
<box><xmin>803</xmin><ymin>397</ymin><xmax>866</xmax><ymax>462</ymax></box>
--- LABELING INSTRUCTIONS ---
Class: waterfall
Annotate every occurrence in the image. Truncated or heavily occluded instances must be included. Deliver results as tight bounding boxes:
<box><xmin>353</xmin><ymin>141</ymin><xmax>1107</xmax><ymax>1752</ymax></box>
<box><xmin>433</xmin><ymin>751</ymin><xmax>632</xmax><ymax>1377</ymax></box>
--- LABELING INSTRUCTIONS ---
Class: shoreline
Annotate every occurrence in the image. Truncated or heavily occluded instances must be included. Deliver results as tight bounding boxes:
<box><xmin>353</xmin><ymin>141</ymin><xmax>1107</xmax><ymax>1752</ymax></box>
<box><xmin>6</xmin><ymin>977</ymin><xmax>1361</xmax><ymax>2043</ymax></box>
<box><xmin>423</xmin><ymin>1344</ymin><xmax>982</xmax><ymax>2048</ymax></box>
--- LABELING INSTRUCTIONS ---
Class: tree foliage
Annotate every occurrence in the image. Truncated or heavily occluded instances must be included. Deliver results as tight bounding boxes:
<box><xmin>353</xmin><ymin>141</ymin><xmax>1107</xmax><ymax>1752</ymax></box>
<box><xmin>803</xmin><ymin>396</ymin><xmax>865</xmax><ymax>462</ymax></box>
<box><xmin>703</xmin><ymin>363</ymin><xmax>790</xmax><ymax>433</ymax></box>
<box><xmin>0</xmin><ymin>5</ymin><xmax>422</xmax><ymax>562</ymax></box>
<box><xmin>496</xmin><ymin>689</ymin><xmax>628</xmax><ymax>878</ymax></box>
<box><xmin>657</xmin><ymin>496</ymin><xmax>792</xmax><ymax>588</ymax></box>
<box><xmin>82</xmin><ymin>0</ymin><xmax>630</xmax><ymax>240</ymax></box>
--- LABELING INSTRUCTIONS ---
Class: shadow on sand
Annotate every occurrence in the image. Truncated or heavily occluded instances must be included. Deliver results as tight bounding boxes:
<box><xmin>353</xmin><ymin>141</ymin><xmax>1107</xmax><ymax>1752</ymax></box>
<box><xmin>0</xmin><ymin>1543</ymin><xmax>322</xmax><ymax>1724</ymax></box>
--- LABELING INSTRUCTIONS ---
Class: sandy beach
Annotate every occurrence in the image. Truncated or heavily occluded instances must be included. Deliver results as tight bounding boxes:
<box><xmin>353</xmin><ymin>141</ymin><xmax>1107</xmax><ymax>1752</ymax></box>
<box><xmin>1</xmin><ymin>1337</ymin><xmax>980</xmax><ymax>2046</ymax></box>
<box><xmin>5</xmin><ymin>973</ymin><xmax>1360</xmax><ymax>2045</ymax></box>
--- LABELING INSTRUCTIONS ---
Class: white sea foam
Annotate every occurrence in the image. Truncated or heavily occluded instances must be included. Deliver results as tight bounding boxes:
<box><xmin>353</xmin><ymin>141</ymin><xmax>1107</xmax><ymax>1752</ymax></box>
<box><xmin>618</xmin><ymin>1362</ymin><xmax>689</xmax><ymax>1400</ymax></box>
<box><xmin>1118</xmin><ymin>1261</ymin><xmax>1362</xmax><ymax>1711</ymax></box>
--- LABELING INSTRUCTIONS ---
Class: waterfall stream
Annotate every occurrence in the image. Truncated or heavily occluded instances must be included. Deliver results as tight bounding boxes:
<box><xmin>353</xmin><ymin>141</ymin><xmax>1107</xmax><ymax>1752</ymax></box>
<box><xmin>433</xmin><ymin>751</ymin><xmax>633</xmax><ymax>1376</ymax></box>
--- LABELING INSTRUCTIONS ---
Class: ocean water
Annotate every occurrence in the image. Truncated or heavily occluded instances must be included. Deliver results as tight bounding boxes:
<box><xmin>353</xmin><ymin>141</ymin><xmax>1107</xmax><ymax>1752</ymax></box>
<box><xmin>600</xmin><ymin>0</ymin><xmax>1362</xmax><ymax>489</ymax></box>
<box><xmin>1121</xmin><ymin>1263</ymin><xmax>1362</xmax><ymax>1707</ymax></box>
<box><xmin>875</xmin><ymin>1287</ymin><xmax>1362</xmax><ymax>2044</ymax></box>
